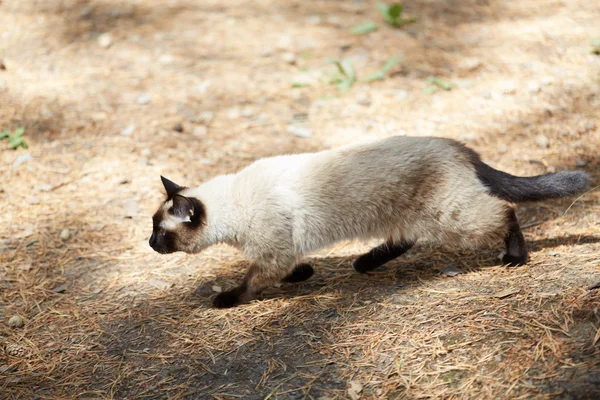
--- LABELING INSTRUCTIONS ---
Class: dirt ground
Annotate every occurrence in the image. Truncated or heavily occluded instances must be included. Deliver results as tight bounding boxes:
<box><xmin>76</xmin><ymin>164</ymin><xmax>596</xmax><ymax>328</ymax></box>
<box><xmin>1</xmin><ymin>0</ymin><xmax>599</xmax><ymax>399</ymax></box>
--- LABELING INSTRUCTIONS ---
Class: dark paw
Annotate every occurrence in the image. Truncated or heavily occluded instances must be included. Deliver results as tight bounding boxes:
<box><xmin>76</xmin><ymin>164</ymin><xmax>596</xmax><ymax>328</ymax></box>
<box><xmin>283</xmin><ymin>263</ymin><xmax>314</xmax><ymax>283</ymax></box>
<box><xmin>502</xmin><ymin>254</ymin><xmax>527</xmax><ymax>267</ymax></box>
<box><xmin>353</xmin><ymin>256</ymin><xmax>376</xmax><ymax>273</ymax></box>
<box><xmin>213</xmin><ymin>290</ymin><xmax>241</xmax><ymax>308</ymax></box>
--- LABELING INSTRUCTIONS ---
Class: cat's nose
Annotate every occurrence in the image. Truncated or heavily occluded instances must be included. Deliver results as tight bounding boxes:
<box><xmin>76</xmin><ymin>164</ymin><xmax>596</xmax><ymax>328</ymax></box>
<box><xmin>149</xmin><ymin>233</ymin><xmax>157</xmax><ymax>248</ymax></box>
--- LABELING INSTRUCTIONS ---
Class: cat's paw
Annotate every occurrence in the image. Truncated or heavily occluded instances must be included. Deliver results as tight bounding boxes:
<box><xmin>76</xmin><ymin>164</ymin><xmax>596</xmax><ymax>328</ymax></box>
<box><xmin>353</xmin><ymin>256</ymin><xmax>374</xmax><ymax>273</ymax></box>
<box><xmin>502</xmin><ymin>253</ymin><xmax>527</xmax><ymax>267</ymax></box>
<box><xmin>283</xmin><ymin>263</ymin><xmax>314</xmax><ymax>283</ymax></box>
<box><xmin>213</xmin><ymin>290</ymin><xmax>241</xmax><ymax>308</ymax></box>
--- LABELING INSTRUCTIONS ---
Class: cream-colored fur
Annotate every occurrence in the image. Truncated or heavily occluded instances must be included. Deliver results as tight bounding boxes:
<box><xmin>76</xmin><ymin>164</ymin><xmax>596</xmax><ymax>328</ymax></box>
<box><xmin>174</xmin><ymin>136</ymin><xmax>507</xmax><ymax>269</ymax></box>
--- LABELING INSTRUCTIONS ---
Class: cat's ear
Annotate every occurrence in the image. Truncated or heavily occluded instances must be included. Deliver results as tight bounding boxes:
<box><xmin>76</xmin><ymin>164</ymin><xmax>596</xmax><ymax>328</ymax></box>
<box><xmin>161</xmin><ymin>176</ymin><xmax>184</xmax><ymax>198</ymax></box>
<box><xmin>172</xmin><ymin>195</ymin><xmax>194</xmax><ymax>220</ymax></box>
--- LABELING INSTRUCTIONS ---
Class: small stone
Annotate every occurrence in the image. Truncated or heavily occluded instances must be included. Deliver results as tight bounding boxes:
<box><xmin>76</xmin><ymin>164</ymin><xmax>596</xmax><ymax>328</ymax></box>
<box><xmin>97</xmin><ymin>33</ymin><xmax>113</xmax><ymax>48</ymax></box>
<box><xmin>356</xmin><ymin>93</ymin><xmax>371</xmax><ymax>107</ymax></box>
<box><xmin>18</xmin><ymin>263</ymin><xmax>32</xmax><ymax>272</ymax></box>
<box><xmin>192</xmin><ymin>126</ymin><xmax>208</xmax><ymax>137</ymax></box>
<box><xmin>282</xmin><ymin>52</ymin><xmax>297</xmax><ymax>65</ymax></box>
<box><xmin>8</xmin><ymin>315</ymin><xmax>24</xmax><ymax>328</ymax></box>
<box><xmin>212</xmin><ymin>285</ymin><xmax>222</xmax><ymax>293</ymax></box>
<box><xmin>548</xmin><ymin>251</ymin><xmax>559</xmax><ymax>256</ymax></box>
<box><xmin>527</xmin><ymin>81</ymin><xmax>541</xmax><ymax>93</ymax></box>
<box><xmin>576</xmin><ymin>159</ymin><xmax>587</xmax><ymax>167</ymax></box>
<box><xmin>260</xmin><ymin>48</ymin><xmax>273</xmax><ymax>57</ymax></box>
<box><xmin>241</xmin><ymin>106</ymin><xmax>255</xmax><ymax>118</ymax></box>
<box><xmin>286</xmin><ymin>124</ymin><xmax>312</xmax><ymax>138</ymax></box>
<box><xmin>227</xmin><ymin>107</ymin><xmax>241</xmax><ymax>119</ymax></box>
<box><xmin>120</xmin><ymin>124</ymin><xmax>136</xmax><ymax>136</ymax></box>
<box><xmin>159</xmin><ymin>54</ymin><xmax>174</xmax><ymax>65</ymax></box>
<box><xmin>34</xmin><ymin>183</ymin><xmax>53</xmax><ymax>192</ymax></box>
<box><xmin>348</xmin><ymin>380</ymin><xmax>363</xmax><ymax>400</ymax></box>
<box><xmin>0</xmin><ymin>60</ymin><xmax>5</xmax><ymax>70</ymax></box>
<box><xmin>277</xmin><ymin>35</ymin><xmax>293</xmax><ymax>50</ymax></box>
<box><xmin>136</xmin><ymin>95</ymin><xmax>151</xmax><ymax>105</ymax></box>
<box><xmin>396</xmin><ymin>90</ymin><xmax>408</xmax><ymax>100</ymax></box>
<box><xmin>26</xmin><ymin>196</ymin><xmax>40</xmax><ymax>205</ymax></box>
<box><xmin>535</xmin><ymin>134</ymin><xmax>549</xmax><ymax>149</ymax></box>
<box><xmin>497</xmin><ymin>144</ymin><xmax>508</xmax><ymax>154</ymax></box>
<box><xmin>500</xmin><ymin>81</ymin><xmax>517</xmax><ymax>94</ymax></box>
<box><xmin>148</xmin><ymin>279</ymin><xmax>173</xmax><ymax>290</ymax></box>
<box><xmin>307</xmin><ymin>15</ymin><xmax>322</xmax><ymax>25</ymax></box>
<box><xmin>457</xmin><ymin>57</ymin><xmax>482</xmax><ymax>72</ymax></box>
<box><xmin>440</xmin><ymin>265</ymin><xmax>464</xmax><ymax>277</ymax></box>
<box><xmin>123</xmin><ymin>199</ymin><xmax>139</xmax><ymax>218</ymax></box>
<box><xmin>52</xmin><ymin>284</ymin><xmax>67</xmax><ymax>293</ymax></box>
<box><xmin>173</xmin><ymin>123</ymin><xmax>184</xmax><ymax>133</ymax></box>
<box><xmin>13</xmin><ymin>153</ymin><xmax>31</xmax><ymax>167</ymax></box>
<box><xmin>60</xmin><ymin>229</ymin><xmax>71</xmax><ymax>241</ymax></box>
<box><xmin>195</xmin><ymin>110</ymin><xmax>214</xmax><ymax>125</ymax></box>
<box><xmin>140</xmin><ymin>149</ymin><xmax>152</xmax><ymax>157</ymax></box>
<box><xmin>41</xmin><ymin>107</ymin><xmax>54</xmax><ymax>118</ymax></box>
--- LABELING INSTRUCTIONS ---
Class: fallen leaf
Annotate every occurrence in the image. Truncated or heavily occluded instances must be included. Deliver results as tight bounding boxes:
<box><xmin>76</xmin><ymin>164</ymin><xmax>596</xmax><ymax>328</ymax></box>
<box><xmin>440</xmin><ymin>265</ymin><xmax>464</xmax><ymax>277</ymax></box>
<box><xmin>494</xmin><ymin>288</ymin><xmax>520</xmax><ymax>299</ymax></box>
<box><xmin>348</xmin><ymin>380</ymin><xmax>363</xmax><ymax>400</ymax></box>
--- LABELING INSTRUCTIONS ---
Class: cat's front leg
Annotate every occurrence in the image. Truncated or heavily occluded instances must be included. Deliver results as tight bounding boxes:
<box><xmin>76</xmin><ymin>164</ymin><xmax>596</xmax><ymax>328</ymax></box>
<box><xmin>213</xmin><ymin>256</ymin><xmax>297</xmax><ymax>308</ymax></box>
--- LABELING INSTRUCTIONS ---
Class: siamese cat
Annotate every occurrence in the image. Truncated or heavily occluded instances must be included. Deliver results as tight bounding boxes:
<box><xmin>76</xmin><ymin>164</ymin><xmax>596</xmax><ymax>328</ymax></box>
<box><xmin>149</xmin><ymin>136</ymin><xmax>589</xmax><ymax>308</ymax></box>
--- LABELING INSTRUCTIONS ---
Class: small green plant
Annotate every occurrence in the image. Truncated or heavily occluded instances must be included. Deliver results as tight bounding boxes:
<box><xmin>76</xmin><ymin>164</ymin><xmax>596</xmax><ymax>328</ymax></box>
<box><xmin>328</xmin><ymin>58</ymin><xmax>356</xmax><ymax>92</ymax></box>
<box><xmin>350</xmin><ymin>21</ymin><xmax>378</xmax><ymax>35</ymax></box>
<box><xmin>424</xmin><ymin>76</ymin><xmax>456</xmax><ymax>94</ymax></box>
<box><xmin>377</xmin><ymin>3</ymin><xmax>416</xmax><ymax>28</ymax></box>
<box><xmin>365</xmin><ymin>55</ymin><xmax>403</xmax><ymax>82</ymax></box>
<box><xmin>591</xmin><ymin>38</ymin><xmax>600</xmax><ymax>55</ymax></box>
<box><xmin>0</xmin><ymin>127</ymin><xmax>28</xmax><ymax>149</ymax></box>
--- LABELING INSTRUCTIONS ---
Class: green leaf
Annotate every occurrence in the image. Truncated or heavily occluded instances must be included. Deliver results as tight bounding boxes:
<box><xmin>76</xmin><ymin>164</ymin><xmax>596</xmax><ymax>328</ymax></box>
<box><xmin>336</xmin><ymin>78</ymin><xmax>353</xmax><ymax>92</ymax></box>
<box><xmin>350</xmin><ymin>21</ymin><xmax>378</xmax><ymax>35</ymax></box>
<box><xmin>381</xmin><ymin>55</ymin><xmax>403</xmax><ymax>73</ymax></box>
<box><xmin>423</xmin><ymin>86</ymin><xmax>438</xmax><ymax>95</ymax></box>
<box><xmin>426</xmin><ymin>76</ymin><xmax>456</xmax><ymax>91</ymax></box>
<box><xmin>328</xmin><ymin>58</ymin><xmax>346</xmax><ymax>76</ymax></box>
<box><xmin>0</xmin><ymin>130</ymin><xmax>10</xmax><ymax>139</ymax></box>
<box><xmin>292</xmin><ymin>82</ymin><xmax>310</xmax><ymax>88</ymax></box>
<box><xmin>365</xmin><ymin>56</ymin><xmax>403</xmax><ymax>82</ymax></box>
<box><xmin>365</xmin><ymin>71</ymin><xmax>385</xmax><ymax>82</ymax></box>
<box><xmin>341</xmin><ymin>58</ymin><xmax>355</xmax><ymax>80</ymax></box>
<box><xmin>8</xmin><ymin>136</ymin><xmax>22</xmax><ymax>149</ymax></box>
<box><xmin>14</xmin><ymin>127</ymin><xmax>24</xmax><ymax>137</ymax></box>
<box><xmin>377</xmin><ymin>3</ymin><xmax>391</xmax><ymax>22</ymax></box>
<box><xmin>388</xmin><ymin>4</ymin><xmax>403</xmax><ymax>22</ymax></box>
<box><xmin>592</xmin><ymin>39</ymin><xmax>600</xmax><ymax>55</ymax></box>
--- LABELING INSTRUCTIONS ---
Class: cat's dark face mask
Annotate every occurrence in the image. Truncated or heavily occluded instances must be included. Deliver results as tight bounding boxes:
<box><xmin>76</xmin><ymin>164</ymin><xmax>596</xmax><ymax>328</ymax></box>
<box><xmin>150</xmin><ymin>176</ymin><xmax>206</xmax><ymax>254</ymax></box>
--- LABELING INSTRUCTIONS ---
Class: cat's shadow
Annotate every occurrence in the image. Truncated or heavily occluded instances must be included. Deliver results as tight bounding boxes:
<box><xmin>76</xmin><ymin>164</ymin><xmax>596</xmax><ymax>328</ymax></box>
<box><xmin>193</xmin><ymin>234</ymin><xmax>600</xmax><ymax>307</ymax></box>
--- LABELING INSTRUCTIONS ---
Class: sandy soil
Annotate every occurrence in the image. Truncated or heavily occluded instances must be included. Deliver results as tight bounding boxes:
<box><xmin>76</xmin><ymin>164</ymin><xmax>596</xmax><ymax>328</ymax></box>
<box><xmin>1</xmin><ymin>0</ymin><xmax>599</xmax><ymax>399</ymax></box>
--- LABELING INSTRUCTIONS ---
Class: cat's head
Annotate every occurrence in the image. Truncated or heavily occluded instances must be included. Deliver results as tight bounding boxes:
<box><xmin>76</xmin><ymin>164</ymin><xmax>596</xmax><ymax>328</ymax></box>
<box><xmin>149</xmin><ymin>176</ymin><xmax>207</xmax><ymax>254</ymax></box>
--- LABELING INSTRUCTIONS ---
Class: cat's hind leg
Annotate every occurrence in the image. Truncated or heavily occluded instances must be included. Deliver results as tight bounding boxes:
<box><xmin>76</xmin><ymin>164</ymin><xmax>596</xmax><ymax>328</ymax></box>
<box><xmin>353</xmin><ymin>240</ymin><xmax>414</xmax><ymax>273</ymax></box>
<box><xmin>501</xmin><ymin>208</ymin><xmax>528</xmax><ymax>266</ymax></box>
<box><xmin>283</xmin><ymin>263</ymin><xmax>314</xmax><ymax>283</ymax></box>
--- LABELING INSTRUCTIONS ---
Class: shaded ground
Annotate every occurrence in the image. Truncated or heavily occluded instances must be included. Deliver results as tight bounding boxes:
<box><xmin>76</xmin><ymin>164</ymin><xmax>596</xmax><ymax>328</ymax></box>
<box><xmin>1</xmin><ymin>0</ymin><xmax>599</xmax><ymax>398</ymax></box>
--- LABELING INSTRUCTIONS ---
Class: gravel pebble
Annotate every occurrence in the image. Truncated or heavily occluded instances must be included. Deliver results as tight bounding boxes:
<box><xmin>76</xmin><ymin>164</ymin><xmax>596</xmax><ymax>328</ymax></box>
<box><xmin>8</xmin><ymin>315</ymin><xmax>24</xmax><ymax>328</ymax></box>
<box><xmin>60</xmin><ymin>228</ymin><xmax>71</xmax><ymax>241</ymax></box>
<box><xmin>97</xmin><ymin>33</ymin><xmax>113</xmax><ymax>48</ymax></box>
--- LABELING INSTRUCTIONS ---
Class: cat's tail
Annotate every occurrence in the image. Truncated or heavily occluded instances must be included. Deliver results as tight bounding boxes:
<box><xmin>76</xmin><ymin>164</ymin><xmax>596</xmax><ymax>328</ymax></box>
<box><xmin>456</xmin><ymin>142</ymin><xmax>590</xmax><ymax>203</ymax></box>
<box><xmin>475</xmin><ymin>163</ymin><xmax>589</xmax><ymax>202</ymax></box>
